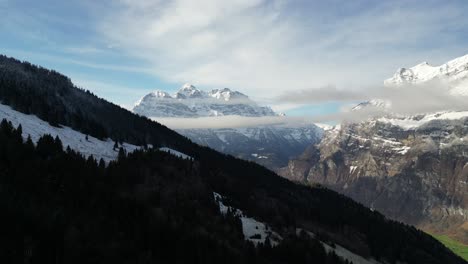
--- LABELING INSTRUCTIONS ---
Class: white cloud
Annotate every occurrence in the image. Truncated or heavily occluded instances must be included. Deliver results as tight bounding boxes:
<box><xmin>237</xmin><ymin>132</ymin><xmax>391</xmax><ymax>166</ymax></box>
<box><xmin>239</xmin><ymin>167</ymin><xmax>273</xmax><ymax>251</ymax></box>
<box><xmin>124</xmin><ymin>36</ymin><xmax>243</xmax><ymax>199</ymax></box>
<box><xmin>95</xmin><ymin>0</ymin><xmax>468</xmax><ymax>105</ymax></box>
<box><xmin>153</xmin><ymin>115</ymin><xmax>312</xmax><ymax>129</ymax></box>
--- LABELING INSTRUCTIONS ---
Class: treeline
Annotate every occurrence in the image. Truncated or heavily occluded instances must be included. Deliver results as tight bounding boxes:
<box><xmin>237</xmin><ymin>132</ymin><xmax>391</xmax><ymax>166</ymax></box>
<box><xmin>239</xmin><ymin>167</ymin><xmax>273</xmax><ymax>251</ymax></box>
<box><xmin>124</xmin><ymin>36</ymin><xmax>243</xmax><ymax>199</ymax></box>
<box><xmin>0</xmin><ymin>119</ymin><xmax>351</xmax><ymax>263</ymax></box>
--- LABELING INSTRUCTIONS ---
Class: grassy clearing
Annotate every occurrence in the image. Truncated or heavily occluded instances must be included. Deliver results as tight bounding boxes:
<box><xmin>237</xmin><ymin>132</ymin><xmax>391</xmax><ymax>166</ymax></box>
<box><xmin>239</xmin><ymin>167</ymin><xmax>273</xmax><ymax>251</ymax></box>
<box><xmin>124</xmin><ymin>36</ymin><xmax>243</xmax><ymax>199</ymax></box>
<box><xmin>431</xmin><ymin>234</ymin><xmax>468</xmax><ymax>261</ymax></box>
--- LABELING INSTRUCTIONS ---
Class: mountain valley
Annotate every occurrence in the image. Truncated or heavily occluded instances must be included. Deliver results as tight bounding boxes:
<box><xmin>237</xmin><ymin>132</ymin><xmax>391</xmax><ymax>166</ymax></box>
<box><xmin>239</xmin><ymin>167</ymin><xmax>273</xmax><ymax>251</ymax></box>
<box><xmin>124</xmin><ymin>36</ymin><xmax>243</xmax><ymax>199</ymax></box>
<box><xmin>0</xmin><ymin>54</ymin><xmax>464</xmax><ymax>263</ymax></box>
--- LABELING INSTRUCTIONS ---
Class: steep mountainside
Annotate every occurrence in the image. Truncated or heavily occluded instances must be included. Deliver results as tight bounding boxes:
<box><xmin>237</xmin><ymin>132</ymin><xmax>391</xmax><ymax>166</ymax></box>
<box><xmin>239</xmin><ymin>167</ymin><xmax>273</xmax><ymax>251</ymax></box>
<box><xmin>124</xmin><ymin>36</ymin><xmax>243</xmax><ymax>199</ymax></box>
<box><xmin>0</xmin><ymin>54</ymin><xmax>464</xmax><ymax>263</ymax></box>
<box><xmin>279</xmin><ymin>117</ymin><xmax>468</xmax><ymax>243</ymax></box>
<box><xmin>180</xmin><ymin>125</ymin><xmax>322</xmax><ymax>168</ymax></box>
<box><xmin>280</xmin><ymin>54</ymin><xmax>468</xmax><ymax>245</ymax></box>
<box><xmin>133</xmin><ymin>84</ymin><xmax>322</xmax><ymax>169</ymax></box>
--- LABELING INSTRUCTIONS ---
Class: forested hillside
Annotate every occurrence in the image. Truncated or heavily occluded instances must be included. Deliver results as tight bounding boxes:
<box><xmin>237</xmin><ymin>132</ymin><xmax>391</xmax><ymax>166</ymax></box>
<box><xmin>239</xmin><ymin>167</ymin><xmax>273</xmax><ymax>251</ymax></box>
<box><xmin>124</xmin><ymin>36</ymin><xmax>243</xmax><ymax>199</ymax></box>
<box><xmin>0</xmin><ymin>119</ymin><xmax>352</xmax><ymax>263</ymax></box>
<box><xmin>0</xmin><ymin>55</ymin><xmax>465</xmax><ymax>263</ymax></box>
<box><xmin>0</xmin><ymin>55</ymin><xmax>181</xmax><ymax>147</ymax></box>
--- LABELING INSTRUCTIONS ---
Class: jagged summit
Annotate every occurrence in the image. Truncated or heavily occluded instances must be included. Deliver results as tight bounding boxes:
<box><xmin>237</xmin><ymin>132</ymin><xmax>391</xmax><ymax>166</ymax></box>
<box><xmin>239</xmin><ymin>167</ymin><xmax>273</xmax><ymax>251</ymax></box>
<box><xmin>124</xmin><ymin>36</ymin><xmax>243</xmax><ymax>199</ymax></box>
<box><xmin>133</xmin><ymin>83</ymin><xmax>276</xmax><ymax>117</ymax></box>
<box><xmin>384</xmin><ymin>53</ymin><xmax>468</xmax><ymax>95</ymax></box>
<box><xmin>176</xmin><ymin>83</ymin><xmax>205</xmax><ymax>99</ymax></box>
<box><xmin>354</xmin><ymin>54</ymin><xmax>468</xmax><ymax>113</ymax></box>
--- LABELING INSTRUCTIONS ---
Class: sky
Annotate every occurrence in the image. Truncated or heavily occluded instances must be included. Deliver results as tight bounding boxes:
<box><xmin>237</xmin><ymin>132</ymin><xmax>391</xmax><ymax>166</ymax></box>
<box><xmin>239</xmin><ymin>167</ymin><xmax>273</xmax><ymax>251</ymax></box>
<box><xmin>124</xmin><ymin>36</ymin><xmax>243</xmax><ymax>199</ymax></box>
<box><xmin>1</xmin><ymin>0</ymin><xmax>468</xmax><ymax>116</ymax></box>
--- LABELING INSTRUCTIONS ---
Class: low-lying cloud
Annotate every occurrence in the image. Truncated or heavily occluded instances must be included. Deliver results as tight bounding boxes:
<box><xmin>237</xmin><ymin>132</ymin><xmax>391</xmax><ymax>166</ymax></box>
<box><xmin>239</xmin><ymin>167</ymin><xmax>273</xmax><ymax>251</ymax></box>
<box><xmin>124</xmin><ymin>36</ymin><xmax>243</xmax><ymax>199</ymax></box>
<box><xmin>153</xmin><ymin>115</ymin><xmax>314</xmax><ymax>130</ymax></box>
<box><xmin>153</xmin><ymin>80</ymin><xmax>468</xmax><ymax>130</ymax></box>
<box><xmin>276</xmin><ymin>85</ymin><xmax>364</xmax><ymax>104</ymax></box>
<box><xmin>276</xmin><ymin>80</ymin><xmax>468</xmax><ymax>122</ymax></box>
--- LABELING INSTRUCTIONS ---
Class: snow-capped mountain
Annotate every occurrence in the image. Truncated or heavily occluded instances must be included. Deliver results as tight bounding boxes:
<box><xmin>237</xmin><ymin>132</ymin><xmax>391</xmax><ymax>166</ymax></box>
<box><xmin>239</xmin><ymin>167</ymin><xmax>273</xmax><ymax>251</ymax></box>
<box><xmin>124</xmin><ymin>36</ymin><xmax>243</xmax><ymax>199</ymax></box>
<box><xmin>133</xmin><ymin>84</ymin><xmax>322</xmax><ymax>169</ymax></box>
<box><xmin>133</xmin><ymin>83</ymin><xmax>276</xmax><ymax>117</ymax></box>
<box><xmin>384</xmin><ymin>53</ymin><xmax>468</xmax><ymax>96</ymax></box>
<box><xmin>352</xmin><ymin>53</ymin><xmax>468</xmax><ymax>115</ymax></box>
<box><xmin>280</xmin><ymin>53</ymin><xmax>468</xmax><ymax>244</ymax></box>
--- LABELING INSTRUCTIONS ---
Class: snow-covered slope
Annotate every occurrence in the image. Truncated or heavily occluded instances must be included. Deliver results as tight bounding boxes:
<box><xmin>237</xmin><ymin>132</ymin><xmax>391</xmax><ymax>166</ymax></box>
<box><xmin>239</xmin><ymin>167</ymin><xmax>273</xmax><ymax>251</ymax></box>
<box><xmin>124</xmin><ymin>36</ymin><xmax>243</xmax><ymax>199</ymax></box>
<box><xmin>0</xmin><ymin>103</ymin><xmax>140</xmax><ymax>162</ymax></box>
<box><xmin>0</xmin><ymin>103</ymin><xmax>196</xmax><ymax>163</ymax></box>
<box><xmin>384</xmin><ymin>53</ymin><xmax>468</xmax><ymax>96</ymax></box>
<box><xmin>378</xmin><ymin>111</ymin><xmax>468</xmax><ymax>130</ymax></box>
<box><xmin>133</xmin><ymin>83</ymin><xmax>276</xmax><ymax>117</ymax></box>
<box><xmin>158</xmin><ymin>147</ymin><xmax>193</xmax><ymax>160</ymax></box>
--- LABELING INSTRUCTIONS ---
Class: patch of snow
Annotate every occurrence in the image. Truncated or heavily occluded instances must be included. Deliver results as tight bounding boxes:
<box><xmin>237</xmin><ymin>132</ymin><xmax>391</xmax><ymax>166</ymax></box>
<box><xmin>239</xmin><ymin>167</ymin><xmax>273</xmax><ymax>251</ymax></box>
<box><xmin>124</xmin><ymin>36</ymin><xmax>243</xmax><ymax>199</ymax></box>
<box><xmin>322</xmin><ymin>242</ymin><xmax>382</xmax><ymax>264</ymax></box>
<box><xmin>296</xmin><ymin>229</ymin><xmax>382</xmax><ymax>264</ymax></box>
<box><xmin>392</xmin><ymin>146</ymin><xmax>411</xmax><ymax>155</ymax></box>
<box><xmin>372</xmin><ymin>136</ymin><xmax>401</xmax><ymax>146</ymax></box>
<box><xmin>315</xmin><ymin>123</ymin><xmax>334</xmax><ymax>131</ymax></box>
<box><xmin>213</xmin><ymin>192</ymin><xmax>281</xmax><ymax>246</ymax></box>
<box><xmin>0</xmin><ymin>103</ymin><xmax>140</xmax><ymax>162</ymax></box>
<box><xmin>158</xmin><ymin>147</ymin><xmax>193</xmax><ymax>160</ymax></box>
<box><xmin>378</xmin><ymin>111</ymin><xmax>468</xmax><ymax>130</ymax></box>
<box><xmin>251</xmin><ymin>153</ymin><xmax>268</xmax><ymax>159</ymax></box>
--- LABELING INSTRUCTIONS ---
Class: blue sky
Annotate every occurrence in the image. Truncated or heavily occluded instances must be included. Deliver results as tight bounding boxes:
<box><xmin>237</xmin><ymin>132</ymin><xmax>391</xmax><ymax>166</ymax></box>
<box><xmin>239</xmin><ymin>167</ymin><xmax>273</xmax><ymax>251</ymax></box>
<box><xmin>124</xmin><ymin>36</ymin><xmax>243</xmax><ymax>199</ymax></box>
<box><xmin>1</xmin><ymin>0</ymin><xmax>468</xmax><ymax>116</ymax></box>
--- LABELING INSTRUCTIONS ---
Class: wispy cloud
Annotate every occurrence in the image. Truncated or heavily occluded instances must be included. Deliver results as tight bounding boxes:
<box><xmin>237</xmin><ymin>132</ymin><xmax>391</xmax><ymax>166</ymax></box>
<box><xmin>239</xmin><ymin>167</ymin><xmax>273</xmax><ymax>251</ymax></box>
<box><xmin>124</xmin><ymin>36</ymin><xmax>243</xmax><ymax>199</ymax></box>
<box><xmin>2</xmin><ymin>0</ymin><xmax>468</xmax><ymax>117</ymax></box>
<box><xmin>276</xmin><ymin>85</ymin><xmax>364</xmax><ymax>104</ymax></box>
<box><xmin>96</xmin><ymin>0</ymin><xmax>468</xmax><ymax>101</ymax></box>
<box><xmin>64</xmin><ymin>46</ymin><xmax>104</xmax><ymax>54</ymax></box>
<box><xmin>2</xmin><ymin>48</ymin><xmax>153</xmax><ymax>75</ymax></box>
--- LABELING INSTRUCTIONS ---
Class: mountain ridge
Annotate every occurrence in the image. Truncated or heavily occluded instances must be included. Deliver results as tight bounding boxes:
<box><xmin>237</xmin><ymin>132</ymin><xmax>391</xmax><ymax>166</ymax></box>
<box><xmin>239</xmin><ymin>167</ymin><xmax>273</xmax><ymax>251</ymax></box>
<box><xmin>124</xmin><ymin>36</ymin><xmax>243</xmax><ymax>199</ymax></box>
<box><xmin>280</xmin><ymin>53</ymin><xmax>468</xmax><ymax>247</ymax></box>
<box><xmin>384</xmin><ymin>53</ymin><xmax>468</xmax><ymax>96</ymax></box>
<box><xmin>134</xmin><ymin>83</ymin><xmax>277</xmax><ymax>118</ymax></box>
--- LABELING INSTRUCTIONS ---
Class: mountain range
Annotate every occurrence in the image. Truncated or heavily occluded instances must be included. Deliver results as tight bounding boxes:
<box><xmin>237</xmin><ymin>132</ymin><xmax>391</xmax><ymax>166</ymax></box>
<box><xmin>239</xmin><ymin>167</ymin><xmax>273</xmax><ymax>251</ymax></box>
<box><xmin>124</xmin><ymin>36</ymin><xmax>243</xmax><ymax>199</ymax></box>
<box><xmin>133</xmin><ymin>84</ymin><xmax>322</xmax><ymax>169</ymax></box>
<box><xmin>0</xmin><ymin>54</ymin><xmax>464</xmax><ymax>263</ymax></box>
<box><xmin>280</xmin><ymin>54</ymin><xmax>468</xmax><ymax>246</ymax></box>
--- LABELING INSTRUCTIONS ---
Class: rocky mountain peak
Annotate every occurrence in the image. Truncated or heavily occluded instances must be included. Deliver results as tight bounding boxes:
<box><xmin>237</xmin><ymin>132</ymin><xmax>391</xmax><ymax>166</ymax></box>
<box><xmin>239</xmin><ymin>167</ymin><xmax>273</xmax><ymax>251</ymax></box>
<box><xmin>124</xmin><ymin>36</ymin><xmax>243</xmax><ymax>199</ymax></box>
<box><xmin>384</xmin><ymin>53</ymin><xmax>468</xmax><ymax>93</ymax></box>
<box><xmin>176</xmin><ymin>83</ymin><xmax>205</xmax><ymax>99</ymax></box>
<box><xmin>133</xmin><ymin>84</ymin><xmax>277</xmax><ymax>117</ymax></box>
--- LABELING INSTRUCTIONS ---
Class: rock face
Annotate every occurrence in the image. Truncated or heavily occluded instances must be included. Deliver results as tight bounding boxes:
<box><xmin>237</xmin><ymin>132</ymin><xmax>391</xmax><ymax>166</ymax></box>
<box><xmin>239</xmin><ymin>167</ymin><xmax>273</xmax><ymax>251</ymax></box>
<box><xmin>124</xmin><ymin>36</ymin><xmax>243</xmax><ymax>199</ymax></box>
<box><xmin>280</xmin><ymin>54</ymin><xmax>468</xmax><ymax>244</ymax></box>
<box><xmin>180</xmin><ymin>125</ymin><xmax>322</xmax><ymax>169</ymax></box>
<box><xmin>133</xmin><ymin>84</ymin><xmax>322</xmax><ymax>169</ymax></box>
<box><xmin>279</xmin><ymin>117</ymin><xmax>468</xmax><ymax>243</ymax></box>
